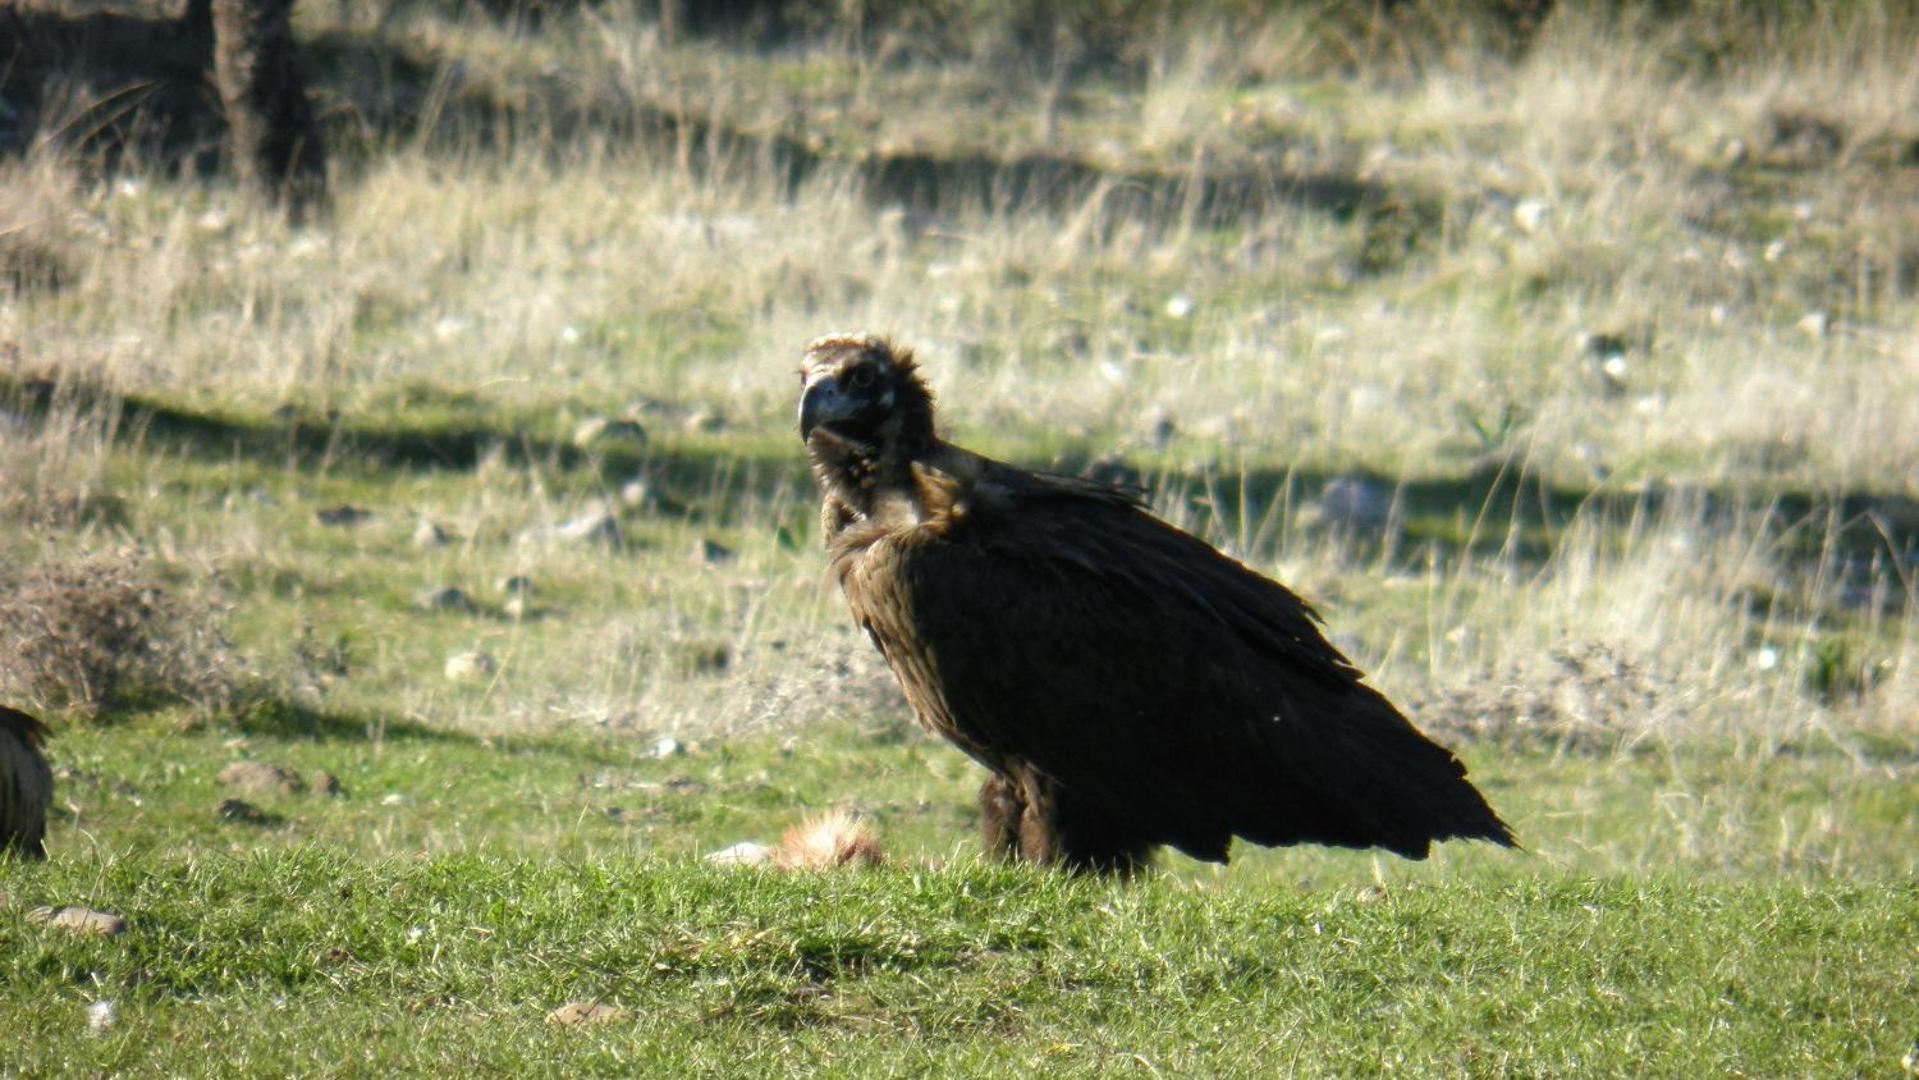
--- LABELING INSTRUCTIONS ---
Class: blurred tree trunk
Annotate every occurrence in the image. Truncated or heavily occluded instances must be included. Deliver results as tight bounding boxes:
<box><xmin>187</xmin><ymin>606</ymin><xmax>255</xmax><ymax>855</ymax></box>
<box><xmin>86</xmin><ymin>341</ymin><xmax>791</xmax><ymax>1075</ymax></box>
<box><xmin>211</xmin><ymin>0</ymin><xmax>326</xmax><ymax>213</ymax></box>
<box><xmin>181</xmin><ymin>0</ymin><xmax>214</xmax><ymax>46</ymax></box>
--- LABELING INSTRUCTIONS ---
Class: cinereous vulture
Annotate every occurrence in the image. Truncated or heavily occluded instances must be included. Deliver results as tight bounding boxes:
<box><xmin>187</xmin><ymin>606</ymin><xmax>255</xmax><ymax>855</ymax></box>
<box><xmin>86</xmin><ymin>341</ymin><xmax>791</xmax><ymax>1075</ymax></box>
<box><xmin>1</xmin><ymin>704</ymin><xmax>53</xmax><ymax>860</ymax></box>
<box><xmin>799</xmin><ymin>333</ymin><xmax>1515</xmax><ymax>874</ymax></box>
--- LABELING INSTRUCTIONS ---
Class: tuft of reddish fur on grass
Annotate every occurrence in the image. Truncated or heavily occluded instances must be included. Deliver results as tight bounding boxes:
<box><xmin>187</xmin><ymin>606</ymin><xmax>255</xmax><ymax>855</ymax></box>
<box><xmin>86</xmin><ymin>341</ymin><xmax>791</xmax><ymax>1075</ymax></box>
<box><xmin>771</xmin><ymin>811</ymin><xmax>887</xmax><ymax>871</ymax></box>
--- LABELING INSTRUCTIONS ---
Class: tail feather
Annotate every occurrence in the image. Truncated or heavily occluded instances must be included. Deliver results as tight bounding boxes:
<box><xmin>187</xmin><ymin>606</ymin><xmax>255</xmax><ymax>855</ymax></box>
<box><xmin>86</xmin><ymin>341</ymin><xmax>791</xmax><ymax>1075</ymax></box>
<box><xmin>1236</xmin><ymin>682</ymin><xmax>1516</xmax><ymax>859</ymax></box>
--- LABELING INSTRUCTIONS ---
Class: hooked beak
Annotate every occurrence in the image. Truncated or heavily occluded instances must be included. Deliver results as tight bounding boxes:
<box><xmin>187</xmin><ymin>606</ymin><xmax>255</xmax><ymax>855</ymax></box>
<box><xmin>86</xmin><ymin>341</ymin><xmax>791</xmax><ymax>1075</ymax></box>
<box><xmin>799</xmin><ymin>375</ymin><xmax>859</xmax><ymax>441</ymax></box>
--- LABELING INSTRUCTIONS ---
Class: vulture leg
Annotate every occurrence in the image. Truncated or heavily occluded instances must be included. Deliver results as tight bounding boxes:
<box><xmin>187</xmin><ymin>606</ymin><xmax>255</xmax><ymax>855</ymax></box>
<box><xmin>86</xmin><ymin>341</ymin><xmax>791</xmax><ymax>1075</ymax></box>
<box><xmin>990</xmin><ymin>766</ymin><xmax>1156</xmax><ymax>876</ymax></box>
<box><xmin>978</xmin><ymin>773</ymin><xmax>1026</xmax><ymax>861</ymax></box>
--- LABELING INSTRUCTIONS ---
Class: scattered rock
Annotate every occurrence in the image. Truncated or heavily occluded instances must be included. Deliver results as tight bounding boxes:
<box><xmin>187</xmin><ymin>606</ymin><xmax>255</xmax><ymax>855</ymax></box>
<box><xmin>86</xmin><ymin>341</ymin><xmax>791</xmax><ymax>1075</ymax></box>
<box><xmin>412</xmin><ymin>520</ymin><xmax>451</xmax><ymax>548</ymax></box>
<box><xmin>498</xmin><ymin>576</ymin><xmax>536</xmax><ymax>619</ymax></box>
<box><xmin>315</xmin><ymin>505</ymin><xmax>373</xmax><ymax>527</ymax></box>
<box><xmin>705</xmin><ymin>841</ymin><xmax>772</xmax><ymax>867</ymax></box>
<box><xmin>546</xmin><ymin>1002</ymin><xmax>634</xmax><ymax>1027</ymax></box>
<box><xmin>415</xmin><ymin>586</ymin><xmax>476</xmax><ymax>613</ymax></box>
<box><xmin>29</xmin><ymin>906</ymin><xmax>126</xmax><ymax>936</ymax></box>
<box><xmin>1797</xmin><ymin>311</ymin><xmax>1829</xmax><ymax>339</ymax></box>
<box><xmin>523</xmin><ymin>511</ymin><xmax>623</xmax><ymax>549</ymax></box>
<box><xmin>1579</xmin><ymin>330</ymin><xmax>1631</xmax><ymax>360</ymax></box>
<box><xmin>1593</xmin><ymin>353</ymin><xmax>1630</xmax><ymax>393</ymax></box>
<box><xmin>571</xmin><ymin>416</ymin><xmax>649</xmax><ymax>447</ymax></box>
<box><xmin>310</xmin><ymin>771</ymin><xmax>346</xmax><ymax>798</ymax></box>
<box><xmin>682</xmin><ymin>407</ymin><xmax>726</xmax><ymax>434</ymax></box>
<box><xmin>1766</xmin><ymin>109</ymin><xmax>1843</xmax><ymax>164</ymax></box>
<box><xmin>217</xmin><ymin>798</ymin><xmax>282</xmax><ymax>825</ymax></box>
<box><xmin>1163</xmin><ymin>294</ymin><xmax>1194</xmax><ymax>319</ymax></box>
<box><xmin>653</xmin><ymin>737</ymin><xmax>682</xmax><ymax>759</ymax></box>
<box><xmin>444</xmin><ymin>651</ymin><xmax>497</xmax><ymax>682</ymax></box>
<box><xmin>215</xmin><ymin>760</ymin><xmax>306</xmax><ymax>798</ymax></box>
<box><xmin>1512</xmin><ymin>196</ymin><xmax>1550</xmax><ymax>235</ymax></box>
<box><xmin>1302</xmin><ymin>477</ymin><xmax>1391</xmax><ymax>532</ymax></box>
<box><xmin>684</xmin><ymin>643</ymin><xmax>731</xmax><ymax>675</ymax></box>
<box><xmin>86</xmin><ymin>999</ymin><xmax>116</xmax><ymax>1035</ymax></box>
<box><xmin>1143</xmin><ymin>408</ymin><xmax>1177</xmax><ymax>449</ymax></box>
<box><xmin>693</xmin><ymin>538</ymin><xmax>736</xmax><ymax>566</ymax></box>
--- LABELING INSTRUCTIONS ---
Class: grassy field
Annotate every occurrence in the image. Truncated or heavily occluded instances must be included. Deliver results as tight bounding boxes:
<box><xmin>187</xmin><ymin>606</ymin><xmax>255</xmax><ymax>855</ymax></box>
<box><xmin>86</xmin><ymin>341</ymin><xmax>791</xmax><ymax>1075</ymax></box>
<box><xmin>2</xmin><ymin>0</ymin><xmax>1916</xmax><ymax>1073</ymax></box>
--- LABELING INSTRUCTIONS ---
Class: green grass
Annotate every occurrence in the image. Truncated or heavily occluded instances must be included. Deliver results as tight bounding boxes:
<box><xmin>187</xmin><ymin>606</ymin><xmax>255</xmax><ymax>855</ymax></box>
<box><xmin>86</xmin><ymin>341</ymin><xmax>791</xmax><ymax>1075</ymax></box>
<box><xmin>5</xmin><ymin>716</ymin><xmax>1915</xmax><ymax>1072</ymax></box>
<box><xmin>5</xmin><ymin>848</ymin><xmax>1915</xmax><ymax>1074</ymax></box>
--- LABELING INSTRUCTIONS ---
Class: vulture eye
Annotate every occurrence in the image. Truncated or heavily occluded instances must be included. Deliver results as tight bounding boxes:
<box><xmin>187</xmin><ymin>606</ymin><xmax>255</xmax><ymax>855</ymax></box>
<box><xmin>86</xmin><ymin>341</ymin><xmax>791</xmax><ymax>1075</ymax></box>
<box><xmin>847</xmin><ymin>367</ymin><xmax>877</xmax><ymax>391</ymax></box>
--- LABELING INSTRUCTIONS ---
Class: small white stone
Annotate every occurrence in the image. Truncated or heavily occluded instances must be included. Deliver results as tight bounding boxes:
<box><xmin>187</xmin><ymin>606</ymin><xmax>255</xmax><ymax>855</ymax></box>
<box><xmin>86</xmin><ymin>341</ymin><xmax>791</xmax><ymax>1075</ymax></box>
<box><xmin>444</xmin><ymin>651</ymin><xmax>497</xmax><ymax>682</ymax></box>
<box><xmin>706</xmin><ymin>841</ymin><xmax>771</xmax><ymax>867</ymax></box>
<box><xmin>654</xmin><ymin>737</ymin><xmax>682</xmax><ymax>759</ymax></box>
<box><xmin>1797</xmin><ymin>311</ymin><xmax>1828</xmax><ymax>339</ymax></box>
<box><xmin>1752</xmin><ymin>646</ymin><xmax>1780</xmax><ymax>671</ymax></box>
<box><xmin>1164</xmin><ymin>294</ymin><xmax>1194</xmax><ymax>319</ymax></box>
<box><xmin>1305</xmin><ymin>477</ymin><xmax>1390</xmax><ymax>531</ymax></box>
<box><xmin>87</xmin><ymin>1000</ymin><xmax>116</xmax><ymax>1035</ymax></box>
<box><xmin>1512</xmin><ymin>197</ymin><xmax>1550</xmax><ymax>235</ymax></box>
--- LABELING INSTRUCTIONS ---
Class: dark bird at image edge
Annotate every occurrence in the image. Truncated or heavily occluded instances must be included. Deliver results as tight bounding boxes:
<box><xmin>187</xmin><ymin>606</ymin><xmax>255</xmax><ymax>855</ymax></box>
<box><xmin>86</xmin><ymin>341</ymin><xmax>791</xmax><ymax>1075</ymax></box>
<box><xmin>800</xmin><ymin>332</ymin><xmax>1516</xmax><ymax>875</ymax></box>
<box><xmin>1</xmin><ymin>704</ymin><xmax>53</xmax><ymax>861</ymax></box>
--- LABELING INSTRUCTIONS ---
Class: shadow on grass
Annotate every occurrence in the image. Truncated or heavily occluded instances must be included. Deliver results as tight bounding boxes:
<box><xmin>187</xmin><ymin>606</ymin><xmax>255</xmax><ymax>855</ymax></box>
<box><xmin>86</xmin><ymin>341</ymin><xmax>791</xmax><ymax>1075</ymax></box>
<box><xmin>6</xmin><ymin>374</ymin><xmax>1914</xmax><ymax>570</ymax></box>
<box><xmin>235</xmin><ymin>697</ymin><xmax>656</xmax><ymax>769</ymax></box>
<box><xmin>237</xmin><ymin>697</ymin><xmax>481</xmax><ymax>745</ymax></box>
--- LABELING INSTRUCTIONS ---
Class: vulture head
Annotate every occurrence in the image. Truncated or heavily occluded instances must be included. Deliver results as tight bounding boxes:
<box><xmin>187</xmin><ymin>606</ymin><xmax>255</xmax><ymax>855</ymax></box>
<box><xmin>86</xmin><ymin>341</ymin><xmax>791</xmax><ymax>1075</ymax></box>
<box><xmin>798</xmin><ymin>334</ymin><xmax>935</xmax><ymax>457</ymax></box>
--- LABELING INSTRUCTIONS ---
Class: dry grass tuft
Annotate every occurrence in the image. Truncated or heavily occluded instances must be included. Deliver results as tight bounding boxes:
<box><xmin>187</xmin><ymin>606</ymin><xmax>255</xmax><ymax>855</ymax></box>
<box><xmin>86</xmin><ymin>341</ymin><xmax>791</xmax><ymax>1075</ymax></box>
<box><xmin>1409</xmin><ymin>642</ymin><xmax>1670</xmax><ymax>754</ymax></box>
<box><xmin>0</xmin><ymin>555</ymin><xmax>236</xmax><ymax>717</ymax></box>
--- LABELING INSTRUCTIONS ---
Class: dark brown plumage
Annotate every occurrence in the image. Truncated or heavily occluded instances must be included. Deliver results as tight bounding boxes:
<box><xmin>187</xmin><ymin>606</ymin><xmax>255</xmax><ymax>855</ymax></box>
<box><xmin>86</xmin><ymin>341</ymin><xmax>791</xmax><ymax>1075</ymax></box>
<box><xmin>1</xmin><ymin>704</ymin><xmax>53</xmax><ymax>860</ymax></box>
<box><xmin>800</xmin><ymin>333</ymin><xmax>1516</xmax><ymax>875</ymax></box>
